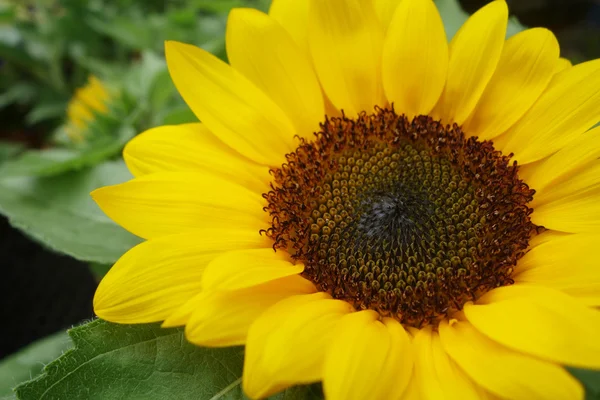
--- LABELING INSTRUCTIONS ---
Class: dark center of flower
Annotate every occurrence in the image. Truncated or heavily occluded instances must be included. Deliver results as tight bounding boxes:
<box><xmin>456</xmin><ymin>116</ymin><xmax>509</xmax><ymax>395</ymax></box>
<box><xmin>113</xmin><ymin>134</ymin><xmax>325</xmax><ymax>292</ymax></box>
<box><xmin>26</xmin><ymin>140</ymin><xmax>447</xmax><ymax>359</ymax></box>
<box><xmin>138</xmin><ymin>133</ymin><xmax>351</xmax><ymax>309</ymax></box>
<box><xmin>262</xmin><ymin>108</ymin><xmax>537</xmax><ymax>327</ymax></box>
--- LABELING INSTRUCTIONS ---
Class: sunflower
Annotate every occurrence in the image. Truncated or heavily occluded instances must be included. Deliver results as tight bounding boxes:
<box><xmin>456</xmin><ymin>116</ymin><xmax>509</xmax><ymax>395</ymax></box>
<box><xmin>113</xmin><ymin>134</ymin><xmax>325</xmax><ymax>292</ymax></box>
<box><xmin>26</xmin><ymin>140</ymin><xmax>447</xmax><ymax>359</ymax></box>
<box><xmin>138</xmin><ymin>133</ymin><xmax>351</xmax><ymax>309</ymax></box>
<box><xmin>91</xmin><ymin>0</ymin><xmax>600</xmax><ymax>398</ymax></box>
<box><xmin>66</xmin><ymin>75</ymin><xmax>110</xmax><ymax>142</ymax></box>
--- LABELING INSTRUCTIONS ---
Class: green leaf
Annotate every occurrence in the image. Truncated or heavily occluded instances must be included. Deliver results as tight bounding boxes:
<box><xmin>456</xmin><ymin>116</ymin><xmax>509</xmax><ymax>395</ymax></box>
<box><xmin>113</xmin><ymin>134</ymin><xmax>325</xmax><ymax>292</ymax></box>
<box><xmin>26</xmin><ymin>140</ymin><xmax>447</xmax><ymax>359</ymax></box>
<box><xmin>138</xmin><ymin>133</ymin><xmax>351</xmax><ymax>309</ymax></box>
<box><xmin>0</xmin><ymin>159</ymin><xmax>141</xmax><ymax>264</ymax></box>
<box><xmin>159</xmin><ymin>105</ymin><xmax>198</xmax><ymax>125</ymax></box>
<box><xmin>190</xmin><ymin>0</ymin><xmax>247</xmax><ymax>13</ymax></box>
<box><xmin>15</xmin><ymin>320</ymin><xmax>245</xmax><ymax>400</ymax></box>
<box><xmin>0</xmin><ymin>142</ymin><xmax>24</xmax><ymax>164</ymax></box>
<box><xmin>88</xmin><ymin>262</ymin><xmax>112</xmax><ymax>281</ymax></box>
<box><xmin>124</xmin><ymin>51</ymin><xmax>168</xmax><ymax>100</ymax></box>
<box><xmin>269</xmin><ymin>385</ymin><xmax>324</xmax><ymax>400</ymax></box>
<box><xmin>25</xmin><ymin>102</ymin><xmax>68</xmax><ymax>125</ymax></box>
<box><xmin>0</xmin><ymin>83</ymin><xmax>37</xmax><ymax>109</ymax></box>
<box><xmin>435</xmin><ymin>0</ymin><xmax>526</xmax><ymax>39</ymax></box>
<box><xmin>506</xmin><ymin>15</ymin><xmax>527</xmax><ymax>38</ymax></box>
<box><xmin>0</xmin><ymin>332</ymin><xmax>71</xmax><ymax>397</ymax></box>
<box><xmin>570</xmin><ymin>369</ymin><xmax>600</xmax><ymax>400</ymax></box>
<box><xmin>0</xmin><ymin>5</ymin><xmax>16</xmax><ymax>24</ymax></box>
<box><xmin>86</xmin><ymin>15</ymin><xmax>155</xmax><ymax>50</ymax></box>
<box><xmin>149</xmin><ymin>69</ymin><xmax>176</xmax><ymax>110</ymax></box>
<box><xmin>434</xmin><ymin>0</ymin><xmax>469</xmax><ymax>40</ymax></box>
<box><xmin>0</xmin><ymin>126</ymin><xmax>134</xmax><ymax>178</ymax></box>
<box><xmin>15</xmin><ymin>320</ymin><xmax>322</xmax><ymax>400</ymax></box>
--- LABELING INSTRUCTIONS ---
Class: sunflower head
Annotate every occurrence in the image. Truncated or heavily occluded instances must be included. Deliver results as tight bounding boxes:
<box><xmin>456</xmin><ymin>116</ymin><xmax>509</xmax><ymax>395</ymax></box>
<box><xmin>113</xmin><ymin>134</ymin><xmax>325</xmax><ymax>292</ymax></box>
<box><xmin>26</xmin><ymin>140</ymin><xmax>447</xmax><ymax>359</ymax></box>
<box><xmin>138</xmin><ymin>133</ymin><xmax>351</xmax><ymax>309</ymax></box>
<box><xmin>91</xmin><ymin>0</ymin><xmax>600</xmax><ymax>399</ymax></box>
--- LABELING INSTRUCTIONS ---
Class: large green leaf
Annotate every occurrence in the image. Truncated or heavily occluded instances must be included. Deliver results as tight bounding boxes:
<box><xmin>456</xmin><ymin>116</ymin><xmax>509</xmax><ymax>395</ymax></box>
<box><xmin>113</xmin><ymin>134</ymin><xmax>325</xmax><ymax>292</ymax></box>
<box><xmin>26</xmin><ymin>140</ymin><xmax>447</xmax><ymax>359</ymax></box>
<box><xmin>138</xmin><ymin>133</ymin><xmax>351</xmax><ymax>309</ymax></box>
<box><xmin>15</xmin><ymin>320</ymin><xmax>323</xmax><ymax>400</ymax></box>
<box><xmin>0</xmin><ymin>332</ymin><xmax>71</xmax><ymax>397</ymax></box>
<box><xmin>0</xmin><ymin>160</ymin><xmax>141</xmax><ymax>264</ymax></box>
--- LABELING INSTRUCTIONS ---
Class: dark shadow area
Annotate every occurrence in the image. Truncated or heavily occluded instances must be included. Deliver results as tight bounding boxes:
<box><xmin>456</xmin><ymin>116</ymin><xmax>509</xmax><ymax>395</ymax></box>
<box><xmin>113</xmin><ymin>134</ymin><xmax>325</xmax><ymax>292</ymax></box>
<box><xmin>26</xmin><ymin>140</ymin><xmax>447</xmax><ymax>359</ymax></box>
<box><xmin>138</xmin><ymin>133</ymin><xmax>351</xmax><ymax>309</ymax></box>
<box><xmin>460</xmin><ymin>0</ymin><xmax>600</xmax><ymax>62</ymax></box>
<box><xmin>0</xmin><ymin>216</ymin><xmax>96</xmax><ymax>358</ymax></box>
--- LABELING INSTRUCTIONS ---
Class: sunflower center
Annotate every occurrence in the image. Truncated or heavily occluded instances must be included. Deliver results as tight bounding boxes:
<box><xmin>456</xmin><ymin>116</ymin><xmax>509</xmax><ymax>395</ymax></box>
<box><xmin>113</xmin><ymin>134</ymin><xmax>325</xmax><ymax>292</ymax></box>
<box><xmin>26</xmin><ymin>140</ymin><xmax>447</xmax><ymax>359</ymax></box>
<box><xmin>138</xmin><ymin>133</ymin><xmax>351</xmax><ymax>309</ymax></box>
<box><xmin>263</xmin><ymin>108</ymin><xmax>536</xmax><ymax>327</ymax></box>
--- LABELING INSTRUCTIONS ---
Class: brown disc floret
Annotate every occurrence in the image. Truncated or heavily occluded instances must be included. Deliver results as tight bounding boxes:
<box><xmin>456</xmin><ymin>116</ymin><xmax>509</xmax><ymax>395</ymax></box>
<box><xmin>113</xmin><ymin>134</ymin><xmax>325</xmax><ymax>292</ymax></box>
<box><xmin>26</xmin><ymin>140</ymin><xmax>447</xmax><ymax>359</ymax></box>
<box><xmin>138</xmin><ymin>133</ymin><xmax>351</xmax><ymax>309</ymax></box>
<box><xmin>262</xmin><ymin>108</ymin><xmax>536</xmax><ymax>327</ymax></box>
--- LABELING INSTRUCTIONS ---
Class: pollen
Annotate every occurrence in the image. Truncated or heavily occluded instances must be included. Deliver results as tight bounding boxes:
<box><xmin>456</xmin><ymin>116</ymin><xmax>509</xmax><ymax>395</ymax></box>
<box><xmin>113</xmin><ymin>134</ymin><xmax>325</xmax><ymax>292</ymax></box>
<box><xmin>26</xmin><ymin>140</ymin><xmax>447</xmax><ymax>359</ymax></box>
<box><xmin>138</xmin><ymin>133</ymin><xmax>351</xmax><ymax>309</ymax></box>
<box><xmin>263</xmin><ymin>108</ymin><xmax>537</xmax><ymax>327</ymax></box>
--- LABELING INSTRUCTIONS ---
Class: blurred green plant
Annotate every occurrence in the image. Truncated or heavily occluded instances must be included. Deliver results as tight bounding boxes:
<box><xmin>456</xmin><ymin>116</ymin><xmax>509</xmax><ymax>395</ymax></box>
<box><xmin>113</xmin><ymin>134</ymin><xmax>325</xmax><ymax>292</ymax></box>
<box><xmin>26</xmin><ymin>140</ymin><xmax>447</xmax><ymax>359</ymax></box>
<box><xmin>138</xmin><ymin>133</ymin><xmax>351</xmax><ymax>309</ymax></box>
<box><xmin>0</xmin><ymin>0</ymin><xmax>270</xmax><ymax>268</ymax></box>
<box><xmin>0</xmin><ymin>0</ymin><xmax>269</xmax><ymax>134</ymax></box>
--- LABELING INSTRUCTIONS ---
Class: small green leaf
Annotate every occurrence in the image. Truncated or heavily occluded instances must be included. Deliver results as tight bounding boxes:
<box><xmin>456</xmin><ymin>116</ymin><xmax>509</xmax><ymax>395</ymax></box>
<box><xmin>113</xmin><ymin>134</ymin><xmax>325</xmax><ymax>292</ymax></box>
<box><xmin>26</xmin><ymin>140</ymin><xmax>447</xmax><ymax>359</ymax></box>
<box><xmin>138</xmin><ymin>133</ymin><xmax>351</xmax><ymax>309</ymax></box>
<box><xmin>435</xmin><ymin>0</ymin><xmax>527</xmax><ymax>39</ymax></box>
<box><xmin>25</xmin><ymin>102</ymin><xmax>68</xmax><ymax>125</ymax></box>
<box><xmin>88</xmin><ymin>262</ymin><xmax>112</xmax><ymax>281</ymax></box>
<box><xmin>0</xmin><ymin>159</ymin><xmax>141</xmax><ymax>264</ymax></box>
<box><xmin>434</xmin><ymin>0</ymin><xmax>469</xmax><ymax>40</ymax></box>
<box><xmin>0</xmin><ymin>332</ymin><xmax>71</xmax><ymax>397</ymax></box>
<box><xmin>0</xmin><ymin>83</ymin><xmax>37</xmax><ymax>108</ymax></box>
<box><xmin>159</xmin><ymin>105</ymin><xmax>198</xmax><ymax>125</ymax></box>
<box><xmin>149</xmin><ymin>69</ymin><xmax>176</xmax><ymax>110</ymax></box>
<box><xmin>0</xmin><ymin>148</ymin><xmax>85</xmax><ymax>177</ymax></box>
<box><xmin>15</xmin><ymin>320</ymin><xmax>323</xmax><ymax>400</ymax></box>
<box><xmin>0</xmin><ymin>5</ymin><xmax>16</xmax><ymax>24</ymax></box>
<box><xmin>0</xmin><ymin>142</ymin><xmax>24</xmax><ymax>164</ymax></box>
<box><xmin>0</xmin><ymin>126</ymin><xmax>134</xmax><ymax>178</ymax></box>
<box><xmin>506</xmin><ymin>15</ymin><xmax>527</xmax><ymax>38</ymax></box>
<box><xmin>124</xmin><ymin>51</ymin><xmax>168</xmax><ymax>100</ymax></box>
<box><xmin>269</xmin><ymin>385</ymin><xmax>324</xmax><ymax>400</ymax></box>
<box><xmin>86</xmin><ymin>16</ymin><xmax>155</xmax><ymax>50</ymax></box>
<box><xmin>570</xmin><ymin>369</ymin><xmax>600</xmax><ymax>400</ymax></box>
<box><xmin>190</xmin><ymin>0</ymin><xmax>247</xmax><ymax>13</ymax></box>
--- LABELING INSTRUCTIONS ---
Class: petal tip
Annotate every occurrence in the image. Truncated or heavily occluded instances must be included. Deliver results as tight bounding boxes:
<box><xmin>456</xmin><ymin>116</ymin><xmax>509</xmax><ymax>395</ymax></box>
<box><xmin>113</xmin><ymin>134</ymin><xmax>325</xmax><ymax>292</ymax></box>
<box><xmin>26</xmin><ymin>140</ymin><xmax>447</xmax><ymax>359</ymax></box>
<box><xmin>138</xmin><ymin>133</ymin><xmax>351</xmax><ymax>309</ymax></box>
<box><xmin>90</xmin><ymin>186</ymin><xmax>108</xmax><ymax>204</ymax></box>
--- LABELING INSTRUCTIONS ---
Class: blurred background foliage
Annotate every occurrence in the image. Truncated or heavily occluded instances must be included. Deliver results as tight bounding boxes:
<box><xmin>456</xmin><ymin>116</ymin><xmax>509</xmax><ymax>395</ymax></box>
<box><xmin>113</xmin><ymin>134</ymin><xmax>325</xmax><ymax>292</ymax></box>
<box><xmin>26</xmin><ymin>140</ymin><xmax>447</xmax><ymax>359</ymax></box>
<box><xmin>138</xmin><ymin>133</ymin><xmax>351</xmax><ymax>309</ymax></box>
<box><xmin>0</xmin><ymin>0</ymin><xmax>599</xmax><ymax>398</ymax></box>
<box><xmin>0</xmin><ymin>0</ymin><xmax>269</xmax><ymax>147</ymax></box>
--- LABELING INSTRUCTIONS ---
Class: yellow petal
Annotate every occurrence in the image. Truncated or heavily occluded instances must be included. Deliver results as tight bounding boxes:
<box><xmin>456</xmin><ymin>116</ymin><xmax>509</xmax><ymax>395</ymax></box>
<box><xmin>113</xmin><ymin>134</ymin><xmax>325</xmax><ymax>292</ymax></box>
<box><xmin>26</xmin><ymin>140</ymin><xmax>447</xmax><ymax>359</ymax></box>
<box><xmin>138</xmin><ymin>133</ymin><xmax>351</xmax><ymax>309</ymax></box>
<box><xmin>464</xmin><ymin>28</ymin><xmax>559</xmax><ymax>140</ymax></box>
<box><xmin>534</xmin><ymin>162</ymin><xmax>600</xmax><ymax>207</ymax></box>
<box><xmin>528</xmin><ymin>230</ymin><xmax>571</xmax><ymax>249</ymax></box>
<box><xmin>513</xmin><ymin>234</ymin><xmax>600</xmax><ymax>305</ymax></box>
<box><xmin>308</xmin><ymin>0</ymin><xmax>385</xmax><ymax>115</ymax></box>
<box><xmin>532</xmin><ymin>188</ymin><xmax>600</xmax><ymax>234</ymax></box>
<box><xmin>525</xmin><ymin>126</ymin><xmax>600</xmax><ymax>203</ymax></box>
<box><xmin>439</xmin><ymin>319</ymin><xmax>583</xmax><ymax>400</ymax></box>
<box><xmin>323</xmin><ymin>312</ymin><xmax>413</xmax><ymax>400</ymax></box>
<box><xmin>243</xmin><ymin>293</ymin><xmax>353</xmax><ymax>399</ymax></box>
<box><xmin>184</xmin><ymin>275</ymin><xmax>316</xmax><ymax>347</ymax></box>
<box><xmin>412</xmin><ymin>326</ymin><xmax>487</xmax><ymax>400</ymax></box>
<box><xmin>226</xmin><ymin>8</ymin><xmax>324</xmax><ymax>138</ymax></box>
<box><xmin>554</xmin><ymin>57</ymin><xmax>572</xmax><ymax>74</ymax></box>
<box><xmin>94</xmin><ymin>228</ymin><xmax>269</xmax><ymax>323</ymax></box>
<box><xmin>465</xmin><ymin>285</ymin><xmax>600</xmax><ymax>369</ymax></box>
<box><xmin>382</xmin><ymin>0</ymin><xmax>448</xmax><ymax>118</ymax></box>
<box><xmin>401</xmin><ymin>375</ymin><xmax>422</xmax><ymax>400</ymax></box>
<box><xmin>201</xmin><ymin>248</ymin><xmax>303</xmax><ymax>291</ymax></box>
<box><xmin>91</xmin><ymin>171</ymin><xmax>265</xmax><ymax>239</ymax></box>
<box><xmin>268</xmin><ymin>0</ymin><xmax>310</xmax><ymax>55</ymax></box>
<box><xmin>496</xmin><ymin>59</ymin><xmax>600</xmax><ymax>164</ymax></box>
<box><xmin>123</xmin><ymin>122</ymin><xmax>269</xmax><ymax>192</ymax></box>
<box><xmin>433</xmin><ymin>0</ymin><xmax>508</xmax><ymax>125</ymax></box>
<box><xmin>374</xmin><ymin>0</ymin><xmax>401</xmax><ymax>31</ymax></box>
<box><xmin>165</xmin><ymin>41</ymin><xmax>296</xmax><ymax>166</ymax></box>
